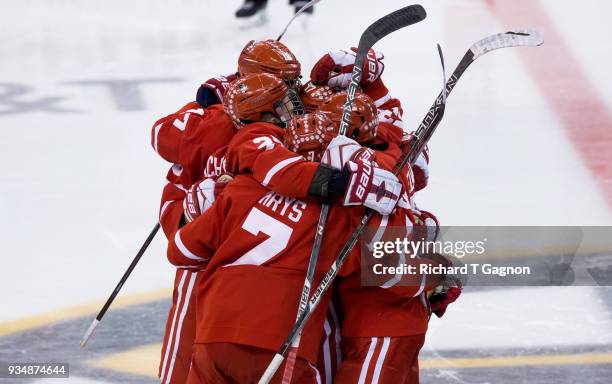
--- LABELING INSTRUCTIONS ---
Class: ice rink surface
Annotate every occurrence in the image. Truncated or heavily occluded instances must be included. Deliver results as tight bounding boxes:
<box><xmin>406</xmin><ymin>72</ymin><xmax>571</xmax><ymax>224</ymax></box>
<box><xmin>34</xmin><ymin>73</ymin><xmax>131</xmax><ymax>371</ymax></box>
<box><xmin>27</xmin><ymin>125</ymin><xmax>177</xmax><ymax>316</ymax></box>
<box><xmin>1</xmin><ymin>0</ymin><xmax>611</xmax><ymax>383</ymax></box>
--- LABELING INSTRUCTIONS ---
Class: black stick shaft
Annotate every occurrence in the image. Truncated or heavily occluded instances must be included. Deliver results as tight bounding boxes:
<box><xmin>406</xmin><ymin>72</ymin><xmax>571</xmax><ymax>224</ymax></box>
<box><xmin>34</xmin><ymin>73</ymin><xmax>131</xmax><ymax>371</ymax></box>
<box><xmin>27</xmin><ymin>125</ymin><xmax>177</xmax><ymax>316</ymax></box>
<box><xmin>95</xmin><ymin>222</ymin><xmax>161</xmax><ymax>320</ymax></box>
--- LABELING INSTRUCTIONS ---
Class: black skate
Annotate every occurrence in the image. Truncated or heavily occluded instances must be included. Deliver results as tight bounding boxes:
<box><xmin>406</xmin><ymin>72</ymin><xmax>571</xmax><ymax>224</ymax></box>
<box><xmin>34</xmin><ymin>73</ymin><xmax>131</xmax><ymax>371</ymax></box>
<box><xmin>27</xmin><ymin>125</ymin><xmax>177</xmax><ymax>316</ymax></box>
<box><xmin>235</xmin><ymin>0</ymin><xmax>268</xmax><ymax>18</ymax></box>
<box><xmin>292</xmin><ymin>0</ymin><xmax>314</xmax><ymax>15</ymax></box>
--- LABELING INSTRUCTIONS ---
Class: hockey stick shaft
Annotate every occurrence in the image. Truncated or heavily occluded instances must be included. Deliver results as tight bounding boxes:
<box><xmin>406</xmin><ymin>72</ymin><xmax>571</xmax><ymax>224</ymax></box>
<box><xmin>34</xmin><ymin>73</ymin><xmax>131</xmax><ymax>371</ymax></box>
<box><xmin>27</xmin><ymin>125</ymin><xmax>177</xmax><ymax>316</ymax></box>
<box><xmin>280</xmin><ymin>203</ymin><xmax>327</xmax><ymax>384</ymax></box>
<box><xmin>277</xmin><ymin>0</ymin><xmax>321</xmax><ymax>41</ymax></box>
<box><xmin>267</xmin><ymin>6</ymin><xmax>427</xmax><ymax>384</ymax></box>
<box><xmin>265</xmin><ymin>28</ymin><xmax>543</xmax><ymax>379</ymax></box>
<box><xmin>80</xmin><ymin>222</ymin><xmax>161</xmax><ymax>347</ymax></box>
<box><xmin>339</xmin><ymin>4</ymin><xmax>427</xmax><ymax>135</ymax></box>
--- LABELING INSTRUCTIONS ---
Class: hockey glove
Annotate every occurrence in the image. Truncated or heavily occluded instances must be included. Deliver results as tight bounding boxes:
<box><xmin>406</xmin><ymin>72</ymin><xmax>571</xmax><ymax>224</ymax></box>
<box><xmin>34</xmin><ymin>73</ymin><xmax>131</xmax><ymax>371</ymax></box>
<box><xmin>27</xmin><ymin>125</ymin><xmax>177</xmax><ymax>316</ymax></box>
<box><xmin>196</xmin><ymin>74</ymin><xmax>238</xmax><ymax>108</ymax></box>
<box><xmin>310</xmin><ymin>48</ymin><xmax>385</xmax><ymax>89</ymax></box>
<box><xmin>183</xmin><ymin>174</ymin><xmax>233</xmax><ymax>222</ymax></box>
<box><xmin>342</xmin><ymin>158</ymin><xmax>403</xmax><ymax>215</ymax></box>
<box><xmin>320</xmin><ymin>135</ymin><xmax>362</xmax><ymax>170</ymax></box>
<box><xmin>429</xmin><ymin>286</ymin><xmax>462</xmax><ymax>318</ymax></box>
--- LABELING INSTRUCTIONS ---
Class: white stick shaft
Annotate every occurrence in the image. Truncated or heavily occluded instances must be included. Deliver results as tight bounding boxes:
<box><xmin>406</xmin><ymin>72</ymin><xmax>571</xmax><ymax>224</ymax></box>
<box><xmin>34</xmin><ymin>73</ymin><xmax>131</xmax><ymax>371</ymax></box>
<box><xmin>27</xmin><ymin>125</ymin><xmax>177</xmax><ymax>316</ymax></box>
<box><xmin>258</xmin><ymin>353</ymin><xmax>285</xmax><ymax>384</ymax></box>
<box><xmin>80</xmin><ymin>318</ymin><xmax>99</xmax><ymax>348</ymax></box>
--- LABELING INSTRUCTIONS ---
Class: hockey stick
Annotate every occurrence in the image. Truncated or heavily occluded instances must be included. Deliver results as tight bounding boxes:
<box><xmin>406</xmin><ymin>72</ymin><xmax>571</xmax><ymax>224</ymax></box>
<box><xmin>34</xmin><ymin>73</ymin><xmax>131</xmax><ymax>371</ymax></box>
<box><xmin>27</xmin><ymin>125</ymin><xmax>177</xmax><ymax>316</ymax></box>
<box><xmin>263</xmin><ymin>28</ymin><xmax>544</xmax><ymax>381</ymax></box>
<box><xmin>80</xmin><ymin>222</ymin><xmax>161</xmax><ymax>347</ymax></box>
<box><xmin>264</xmin><ymin>5</ymin><xmax>427</xmax><ymax>384</ymax></box>
<box><xmin>277</xmin><ymin>0</ymin><xmax>321</xmax><ymax>41</ymax></box>
<box><xmin>401</xmin><ymin>29</ymin><xmax>544</xmax><ymax>169</ymax></box>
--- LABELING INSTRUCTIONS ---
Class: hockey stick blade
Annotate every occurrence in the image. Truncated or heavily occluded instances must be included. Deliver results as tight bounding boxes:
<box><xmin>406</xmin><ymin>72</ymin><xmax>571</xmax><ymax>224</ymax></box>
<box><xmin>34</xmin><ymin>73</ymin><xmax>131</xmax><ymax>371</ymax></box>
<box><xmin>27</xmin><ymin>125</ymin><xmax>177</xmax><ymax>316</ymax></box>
<box><xmin>340</xmin><ymin>4</ymin><xmax>426</xmax><ymax>135</ymax></box>
<box><xmin>358</xmin><ymin>4</ymin><xmax>427</xmax><ymax>53</ymax></box>
<box><xmin>470</xmin><ymin>29</ymin><xmax>544</xmax><ymax>60</ymax></box>
<box><xmin>404</xmin><ymin>28</ymin><xmax>544</xmax><ymax>166</ymax></box>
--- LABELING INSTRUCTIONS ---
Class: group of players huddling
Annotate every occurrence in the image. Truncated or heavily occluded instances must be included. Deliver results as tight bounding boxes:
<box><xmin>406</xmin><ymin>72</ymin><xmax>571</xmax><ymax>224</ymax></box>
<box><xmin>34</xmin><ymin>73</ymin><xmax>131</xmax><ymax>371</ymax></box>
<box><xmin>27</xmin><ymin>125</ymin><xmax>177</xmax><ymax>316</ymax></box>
<box><xmin>151</xmin><ymin>39</ymin><xmax>461</xmax><ymax>384</ymax></box>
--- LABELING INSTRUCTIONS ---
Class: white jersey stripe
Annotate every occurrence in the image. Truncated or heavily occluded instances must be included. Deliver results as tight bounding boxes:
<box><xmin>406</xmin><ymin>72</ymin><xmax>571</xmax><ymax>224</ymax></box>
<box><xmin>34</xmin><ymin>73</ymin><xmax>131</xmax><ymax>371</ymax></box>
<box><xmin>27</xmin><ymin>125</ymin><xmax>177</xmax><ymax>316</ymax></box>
<box><xmin>165</xmin><ymin>271</ymin><xmax>197</xmax><ymax>384</ymax></box>
<box><xmin>175</xmin><ymin>230</ymin><xmax>205</xmax><ymax>261</ymax></box>
<box><xmin>173</xmin><ymin>183</ymin><xmax>188</xmax><ymax>192</ymax></box>
<box><xmin>308</xmin><ymin>362</ymin><xmax>322</xmax><ymax>384</ymax></box>
<box><xmin>159</xmin><ymin>270</ymin><xmax>187</xmax><ymax>381</ymax></box>
<box><xmin>366</xmin><ymin>215</ymin><xmax>389</xmax><ymax>251</ymax></box>
<box><xmin>328</xmin><ymin>301</ymin><xmax>342</xmax><ymax>367</ymax></box>
<box><xmin>373</xmin><ymin>92</ymin><xmax>391</xmax><ymax>107</ymax></box>
<box><xmin>357</xmin><ymin>337</ymin><xmax>378</xmax><ymax>384</ymax></box>
<box><xmin>153</xmin><ymin>123</ymin><xmax>163</xmax><ymax>153</ymax></box>
<box><xmin>322</xmin><ymin>319</ymin><xmax>333</xmax><ymax>384</ymax></box>
<box><xmin>159</xmin><ymin>200</ymin><xmax>173</xmax><ymax>221</ymax></box>
<box><xmin>262</xmin><ymin>156</ymin><xmax>302</xmax><ymax>187</ymax></box>
<box><xmin>371</xmin><ymin>337</ymin><xmax>391</xmax><ymax>384</ymax></box>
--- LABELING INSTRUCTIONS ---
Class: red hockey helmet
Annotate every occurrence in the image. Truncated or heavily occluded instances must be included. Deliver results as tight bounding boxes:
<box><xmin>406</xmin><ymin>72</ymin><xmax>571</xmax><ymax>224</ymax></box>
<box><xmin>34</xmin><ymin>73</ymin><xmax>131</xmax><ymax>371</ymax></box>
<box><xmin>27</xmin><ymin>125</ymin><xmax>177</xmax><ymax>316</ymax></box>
<box><xmin>238</xmin><ymin>40</ymin><xmax>301</xmax><ymax>82</ymax></box>
<box><xmin>224</xmin><ymin>73</ymin><xmax>297</xmax><ymax>128</ymax></box>
<box><xmin>300</xmin><ymin>81</ymin><xmax>335</xmax><ymax>113</ymax></box>
<box><xmin>318</xmin><ymin>91</ymin><xmax>378</xmax><ymax>143</ymax></box>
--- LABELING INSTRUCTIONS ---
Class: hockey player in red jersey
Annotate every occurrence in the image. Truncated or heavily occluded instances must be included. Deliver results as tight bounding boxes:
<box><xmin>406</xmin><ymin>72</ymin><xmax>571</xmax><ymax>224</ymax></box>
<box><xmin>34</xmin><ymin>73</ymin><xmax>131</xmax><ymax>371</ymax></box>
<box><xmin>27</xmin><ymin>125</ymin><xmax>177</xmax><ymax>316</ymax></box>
<box><xmin>155</xmin><ymin>75</ymin><xmax>237</xmax><ymax>384</ymax></box>
<box><xmin>154</xmin><ymin>39</ymin><xmax>305</xmax><ymax>384</ymax></box>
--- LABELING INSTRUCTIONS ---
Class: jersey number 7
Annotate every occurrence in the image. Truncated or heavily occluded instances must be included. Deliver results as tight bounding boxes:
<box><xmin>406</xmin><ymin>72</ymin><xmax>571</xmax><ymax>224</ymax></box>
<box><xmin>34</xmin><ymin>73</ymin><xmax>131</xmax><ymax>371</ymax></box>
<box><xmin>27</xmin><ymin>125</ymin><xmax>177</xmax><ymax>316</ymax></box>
<box><xmin>227</xmin><ymin>207</ymin><xmax>293</xmax><ymax>267</ymax></box>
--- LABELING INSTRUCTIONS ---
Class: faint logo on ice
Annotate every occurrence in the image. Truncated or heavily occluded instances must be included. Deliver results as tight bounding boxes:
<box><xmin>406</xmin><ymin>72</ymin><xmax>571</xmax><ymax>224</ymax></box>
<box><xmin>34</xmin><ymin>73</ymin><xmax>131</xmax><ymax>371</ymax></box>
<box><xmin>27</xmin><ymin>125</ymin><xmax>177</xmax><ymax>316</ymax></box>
<box><xmin>0</xmin><ymin>78</ymin><xmax>183</xmax><ymax>115</ymax></box>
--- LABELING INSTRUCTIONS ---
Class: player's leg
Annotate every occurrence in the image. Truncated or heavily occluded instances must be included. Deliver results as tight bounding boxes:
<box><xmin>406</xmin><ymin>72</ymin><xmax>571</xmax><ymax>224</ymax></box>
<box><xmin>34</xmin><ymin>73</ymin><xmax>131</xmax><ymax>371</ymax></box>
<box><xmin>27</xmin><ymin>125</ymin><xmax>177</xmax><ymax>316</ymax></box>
<box><xmin>289</xmin><ymin>0</ymin><xmax>314</xmax><ymax>14</ymax></box>
<box><xmin>189</xmin><ymin>342</ymin><xmax>321</xmax><ymax>383</ymax></box>
<box><xmin>235</xmin><ymin>0</ymin><xmax>268</xmax><ymax>18</ymax></box>
<box><xmin>317</xmin><ymin>299</ymin><xmax>343</xmax><ymax>384</ymax></box>
<box><xmin>159</xmin><ymin>269</ymin><xmax>199</xmax><ymax>384</ymax></box>
<box><xmin>334</xmin><ymin>334</ymin><xmax>425</xmax><ymax>384</ymax></box>
<box><xmin>186</xmin><ymin>343</ymin><xmax>232</xmax><ymax>384</ymax></box>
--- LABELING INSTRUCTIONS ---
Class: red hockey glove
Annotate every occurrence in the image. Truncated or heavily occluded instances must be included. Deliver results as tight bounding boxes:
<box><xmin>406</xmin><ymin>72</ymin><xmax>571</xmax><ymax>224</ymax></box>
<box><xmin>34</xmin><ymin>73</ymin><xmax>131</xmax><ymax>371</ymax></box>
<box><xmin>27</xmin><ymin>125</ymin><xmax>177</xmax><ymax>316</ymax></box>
<box><xmin>429</xmin><ymin>286</ymin><xmax>462</xmax><ymax>318</ymax></box>
<box><xmin>183</xmin><ymin>174</ymin><xmax>233</xmax><ymax>222</ymax></box>
<box><xmin>310</xmin><ymin>48</ymin><xmax>385</xmax><ymax>89</ymax></box>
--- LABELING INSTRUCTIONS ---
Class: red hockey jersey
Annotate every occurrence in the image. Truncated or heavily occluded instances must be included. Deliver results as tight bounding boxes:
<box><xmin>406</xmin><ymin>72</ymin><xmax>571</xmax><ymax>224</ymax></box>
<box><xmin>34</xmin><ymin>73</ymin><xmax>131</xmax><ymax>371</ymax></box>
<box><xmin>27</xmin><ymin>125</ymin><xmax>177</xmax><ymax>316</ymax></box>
<box><xmin>166</xmin><ymin>175</ymin><xmax>358</xmax><ymax>363</ymax></box>
<box><xmin>151</xmin><ymin>103</ymin><xmax>237</xmax><ymax>185</ymax></box>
